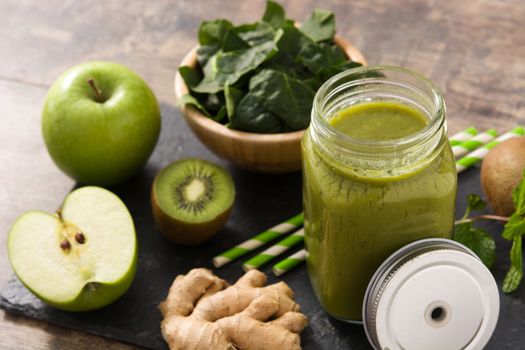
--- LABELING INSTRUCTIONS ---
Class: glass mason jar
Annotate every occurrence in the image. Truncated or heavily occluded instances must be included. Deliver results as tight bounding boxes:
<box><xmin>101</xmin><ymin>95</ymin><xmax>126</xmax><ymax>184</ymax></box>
<box><xmin>302</xmin><ymin>66</ymin><xmax>457</xmax><ymax>323</ymax></box>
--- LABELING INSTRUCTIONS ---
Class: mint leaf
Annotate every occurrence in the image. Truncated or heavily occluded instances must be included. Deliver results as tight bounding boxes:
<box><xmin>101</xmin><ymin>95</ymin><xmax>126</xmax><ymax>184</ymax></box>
<box><xmin>498</xmin><ymin>172</ymin><xmax>525</xmax><ymax>293</ymax></box>
<box><xmin>467</xmin><ymin>193</ymin><xmax>486</xmax><ymax>211</ymax></box>
<box><xmin>512</xmin><ymin>170</ymin><xmax>525</xmax><ymax>215</ymax></box>
<box><xmin>454</xmin><ymin>223</ymin><xmax>496</xmax><ymax>268</ymax></box>
<box><xmin>503</xmin><ymin>235</ymin><xmax>523</xmax><ymax>293</ymax></box>
<box><xmin>460</xmin><ymin>193</ymin><xmax>486</xmax><ymax>220</ymax></box>
<box><xmin>300</xmin><ymin>9</ymin><xmax>335</xmax><ymax>42</ymax></box>
<box><xmin>262</xmin><ymin>0</ymin><xmax>286</xmax><ymax>29</ymax></box>
<box><xmin>502</xmin><ymin>212</ymin><xmax>525</xmax><ymax>240</ymax></box>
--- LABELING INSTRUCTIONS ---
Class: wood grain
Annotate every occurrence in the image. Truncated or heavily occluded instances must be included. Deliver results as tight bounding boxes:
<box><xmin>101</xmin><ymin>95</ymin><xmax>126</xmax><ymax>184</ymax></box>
<box><xmin>1</xmin><ymin>0</ymin><xmax>525</xmax><ymax>348</ymax></box>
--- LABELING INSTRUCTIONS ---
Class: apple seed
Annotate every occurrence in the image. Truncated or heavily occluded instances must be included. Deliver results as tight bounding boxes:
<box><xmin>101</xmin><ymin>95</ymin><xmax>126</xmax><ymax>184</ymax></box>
<box><xmin>75</xmin><ymin>232</ymin><xmax>86</xmax><ymax>244</ymax></box>
<box><xmin>60</xmin><ymin>239</ymin><xmax>71</xmax><ymax>251</ymax></box>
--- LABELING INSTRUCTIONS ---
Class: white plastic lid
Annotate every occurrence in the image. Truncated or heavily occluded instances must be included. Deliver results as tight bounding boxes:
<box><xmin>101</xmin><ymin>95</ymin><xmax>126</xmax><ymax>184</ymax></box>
<box><xmin>363</xmin><ymin>239</ymin><xmax>499</xmax><ymax>350</ymax></box>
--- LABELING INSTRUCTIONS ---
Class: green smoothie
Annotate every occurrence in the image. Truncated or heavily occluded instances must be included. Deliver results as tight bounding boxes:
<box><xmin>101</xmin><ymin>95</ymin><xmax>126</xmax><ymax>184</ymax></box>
<box><xmin>330</xmin><ymin>101</ymin><xmax>427</xmax><ymax>140</ymax></box>
<box><xmin>302</xmin><ymin>101</ymin><xmax>456</xmax><ymax>321</ymax></box>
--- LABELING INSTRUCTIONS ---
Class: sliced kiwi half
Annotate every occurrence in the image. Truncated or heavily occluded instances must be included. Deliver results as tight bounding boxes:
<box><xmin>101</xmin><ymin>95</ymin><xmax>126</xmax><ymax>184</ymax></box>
<box><xmin>151</xmin><ymin>158</ymin><xmax>235</xmax><ymax>245</ymax></box>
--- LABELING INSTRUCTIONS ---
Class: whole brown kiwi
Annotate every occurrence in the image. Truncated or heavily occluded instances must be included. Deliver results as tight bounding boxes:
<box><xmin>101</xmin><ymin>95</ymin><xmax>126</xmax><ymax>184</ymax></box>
<box><xmin>480</xmin><ymin>137</ymin><xmax>525</xmax><ymax>216</ymax></box>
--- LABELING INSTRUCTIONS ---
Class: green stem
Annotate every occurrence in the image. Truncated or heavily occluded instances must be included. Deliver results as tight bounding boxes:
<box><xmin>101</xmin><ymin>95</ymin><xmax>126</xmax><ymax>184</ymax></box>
<box><xmin>461</xmin><ymin>208</ymin><xmax>471</xmax><ymax>221</ymax></box>
<box><xmin>455</xmin><ymin>214</ymin><xmax>510</xmax><ymax>226</ymax></box>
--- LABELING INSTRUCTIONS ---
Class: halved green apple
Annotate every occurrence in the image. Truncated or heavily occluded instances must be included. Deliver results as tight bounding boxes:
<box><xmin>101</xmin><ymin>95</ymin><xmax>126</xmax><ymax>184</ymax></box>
<box><xmin>7</xmin><ymin>186</ymin><xmax>137</xmax><ymax>311</ymax></box>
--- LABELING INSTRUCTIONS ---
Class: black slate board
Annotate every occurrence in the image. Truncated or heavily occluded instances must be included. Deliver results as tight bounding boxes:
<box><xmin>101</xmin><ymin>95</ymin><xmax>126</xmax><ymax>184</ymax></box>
<box><xmin>1</xmin><ymin>103</ymin><xmax>524</xmax><ymax>349</ymax></box>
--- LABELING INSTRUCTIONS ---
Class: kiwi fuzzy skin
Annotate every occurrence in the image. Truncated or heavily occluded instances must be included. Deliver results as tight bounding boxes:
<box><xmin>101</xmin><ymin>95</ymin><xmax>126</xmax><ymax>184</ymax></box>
<box><xmin>150</xmin><ymin>178</ymin><xmax>233</xmax><ymax>245</ymax></box>
<box><xmin>481</xmin><ymin>137</ymin><xmax>525</xmax><ymax>216</ymax></box>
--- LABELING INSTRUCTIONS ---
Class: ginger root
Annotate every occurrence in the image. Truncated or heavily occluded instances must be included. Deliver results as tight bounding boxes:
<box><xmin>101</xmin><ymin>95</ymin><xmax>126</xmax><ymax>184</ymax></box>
<box><xmin>159</xmin><ymin>268</ymin><xmax>308</xmax><ymax>350</ymax></box>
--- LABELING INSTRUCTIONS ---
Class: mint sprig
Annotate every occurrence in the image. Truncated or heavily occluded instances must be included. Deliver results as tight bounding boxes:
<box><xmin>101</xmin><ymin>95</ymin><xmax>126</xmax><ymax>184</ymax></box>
<box><xmin>454</xmin><ymin>194</ymin><xmax>496</xmax><ymax>268</ymax></box>
<box><xmin>454</xmin><ymin>170</ymin><xmax>525</xmax><ymax>293</ymax></box>
<box><xmin>454</xmin><ymin>221</ymin><xmax>496</xmax><ymax>268</ymax></box>
<box><xmin>503</xmin><ymin>235</ymin><xmax>522</xmax><ymax>292</ymax></box>
<box><xmin>501</xmin><ymin>170</ymin><xmax>525</xmax><ymax>292</ymax></box>
<box><xmin>512</xmin><ymin>176</ymin><xmax>525</xmax><ymax>215</ymax></box>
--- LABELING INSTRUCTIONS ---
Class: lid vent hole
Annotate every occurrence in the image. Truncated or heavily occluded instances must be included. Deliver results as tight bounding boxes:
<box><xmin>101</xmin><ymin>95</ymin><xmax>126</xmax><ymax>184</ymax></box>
<box><xmin>431</xmin><ymin>307</ymin><xmax>445</xmax><ymax>322</ymax></box>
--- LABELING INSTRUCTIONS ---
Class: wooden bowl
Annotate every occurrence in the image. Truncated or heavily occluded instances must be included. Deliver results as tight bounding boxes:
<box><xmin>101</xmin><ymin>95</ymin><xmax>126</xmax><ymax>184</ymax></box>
<box><xmin>174</xmin><ymin>36</ymin><xmax>366</xmax><ymax>173</ymax></box>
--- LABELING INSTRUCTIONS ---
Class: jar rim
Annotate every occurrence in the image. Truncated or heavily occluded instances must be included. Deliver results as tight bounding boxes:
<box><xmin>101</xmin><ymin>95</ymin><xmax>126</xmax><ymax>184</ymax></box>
<box><xmin>312</xmin><ymin>65</ymin><xmax>446</xmax><ymax>150</ymax></box>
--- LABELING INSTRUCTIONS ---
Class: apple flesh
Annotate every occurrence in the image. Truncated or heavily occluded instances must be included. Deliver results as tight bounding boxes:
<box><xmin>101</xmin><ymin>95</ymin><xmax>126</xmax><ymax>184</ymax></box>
<box><xmin>7</xmin><ymin>186</ymin><xmax>137</xmax><ymax>311</ymax></box>
<box><xmin>42</xmin><ymin>61</ymin><xmax>161</xmax><ymax>186</ymax></box>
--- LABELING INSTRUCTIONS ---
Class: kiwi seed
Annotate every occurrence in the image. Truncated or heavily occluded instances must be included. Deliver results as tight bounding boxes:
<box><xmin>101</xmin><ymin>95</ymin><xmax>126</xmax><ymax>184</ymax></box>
<box><xmin>151</xmin><ymin>158</ymin><xmax>235</xmax><ymax>245</ymax></box>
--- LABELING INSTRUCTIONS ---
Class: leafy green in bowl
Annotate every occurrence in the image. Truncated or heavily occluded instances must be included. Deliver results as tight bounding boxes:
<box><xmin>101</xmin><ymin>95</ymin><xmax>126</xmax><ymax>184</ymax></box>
<box><xmin>177</xmin><ymin>0</ymin><xmax>365</xmax><ymax>134</ymax></box>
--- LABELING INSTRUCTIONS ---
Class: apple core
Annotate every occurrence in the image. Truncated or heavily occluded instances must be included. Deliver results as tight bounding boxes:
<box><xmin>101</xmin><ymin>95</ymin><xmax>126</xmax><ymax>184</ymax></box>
<box><xmin>8</xmin><ymin>186</ymin><xmax>138</xmax><ymax>311</ymax></box>
<box><xmin>184</xmin><ymin>179</ymin><xmax>207</xmax><ymax>202</ymax></box>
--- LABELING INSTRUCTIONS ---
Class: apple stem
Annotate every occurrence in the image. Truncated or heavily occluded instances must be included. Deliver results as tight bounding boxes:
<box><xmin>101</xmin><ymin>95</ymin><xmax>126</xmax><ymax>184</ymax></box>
<box><xmin>87</xmin><ymin>78</ymin><xmax>104</xmax><ymax>102</ymax></box>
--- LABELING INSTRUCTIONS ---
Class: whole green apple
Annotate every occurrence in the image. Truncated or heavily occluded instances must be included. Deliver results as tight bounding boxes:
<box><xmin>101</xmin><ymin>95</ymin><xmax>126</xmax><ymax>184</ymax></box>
<box><xmin>42</xmin><ymin>61</ymin><xmax>161</xmax><ymax>186</ymax></box>
<box><xmin>8</xmin><ymin>186</ymin><xmax>137</xmax><ymax>311</ymax></box>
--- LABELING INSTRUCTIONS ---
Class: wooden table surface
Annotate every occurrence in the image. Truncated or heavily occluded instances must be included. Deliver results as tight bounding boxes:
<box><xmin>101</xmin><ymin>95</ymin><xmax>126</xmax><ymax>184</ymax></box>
<box><xmin>2</xmin><ymin>0</ymin><xmax>525</xmax><ymax>348</ymax></box>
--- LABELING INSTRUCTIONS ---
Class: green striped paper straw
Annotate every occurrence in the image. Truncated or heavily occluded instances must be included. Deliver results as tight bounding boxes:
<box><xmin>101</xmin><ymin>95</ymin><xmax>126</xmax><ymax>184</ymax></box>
<box><xmin>273</xmin><ymin>249</ymin><xmax>308</xmax><ymax>276</ymax></box>
<box><xmin>456</xmin><ymin>126</ymin><xmax>525</xmax><ymax>173</ymax></box>
<box><xmin>449</xmin><ymin>127</ymin><xmax>478</xmax><ymax>146</ymax></box>
<box><xmin>213</xmin><ymin>213</ymin><xmax>304</xmax><ymax>268</ymax></box>
<box><xmin>452</xmin><ymin>129</ymin><xmax>497</xmax><ymax>158</ymax></box>
<box><xmin>243</xmin><ymin>228</ymin><xmax>305</xmax><ymax>271</ymax></box>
